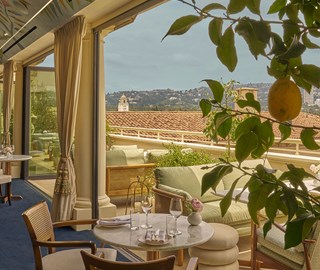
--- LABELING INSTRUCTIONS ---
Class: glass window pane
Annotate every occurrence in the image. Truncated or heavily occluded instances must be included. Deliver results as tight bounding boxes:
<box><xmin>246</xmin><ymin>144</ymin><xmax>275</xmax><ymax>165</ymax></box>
<box><xmin>28</xmin><ymin>68</ymin><xmax>59</xmax><ymax>176</ymax></box>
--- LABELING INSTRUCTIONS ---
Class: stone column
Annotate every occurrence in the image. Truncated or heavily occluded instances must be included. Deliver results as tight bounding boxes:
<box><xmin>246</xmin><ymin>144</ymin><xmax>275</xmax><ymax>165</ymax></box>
<box><xmin>73</xmin><ymin>25</ymin><xmax>116</xmax><ymax>228</ymax></box>
<box><xmin>12</xmin><ymin>62</ymin><xmax>23</xmax><ymax>178</ymax></box>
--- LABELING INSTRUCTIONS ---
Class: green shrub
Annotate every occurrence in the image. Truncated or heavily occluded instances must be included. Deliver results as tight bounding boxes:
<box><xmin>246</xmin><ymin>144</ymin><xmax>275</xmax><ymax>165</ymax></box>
<box><xmin>155</xmin><ymin>144</ymin><xmax>215</xmax><ymax>167</ymax></box>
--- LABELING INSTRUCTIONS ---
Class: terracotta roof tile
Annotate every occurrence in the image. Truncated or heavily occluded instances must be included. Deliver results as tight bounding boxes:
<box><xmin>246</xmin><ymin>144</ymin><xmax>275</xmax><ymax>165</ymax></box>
<box><xmin>106</xmin><ymin>111</ymin><xmax>320</xmax><ymax>140</ymax></box>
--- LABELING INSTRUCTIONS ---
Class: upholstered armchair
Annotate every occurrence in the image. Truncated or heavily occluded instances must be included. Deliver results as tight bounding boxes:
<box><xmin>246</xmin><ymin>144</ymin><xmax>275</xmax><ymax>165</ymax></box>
<box><xmin>251</xmin><ymin>221</ymin><xmax>320</xmax><ymax>270</ymax></box>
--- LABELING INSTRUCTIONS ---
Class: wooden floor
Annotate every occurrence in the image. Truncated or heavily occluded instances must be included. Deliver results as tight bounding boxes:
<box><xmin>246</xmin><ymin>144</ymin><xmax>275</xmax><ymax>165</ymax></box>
<box><xmin>28</xmin><ymin>179</ymin><xmax>252</xmax><ymax>269</ymax></box>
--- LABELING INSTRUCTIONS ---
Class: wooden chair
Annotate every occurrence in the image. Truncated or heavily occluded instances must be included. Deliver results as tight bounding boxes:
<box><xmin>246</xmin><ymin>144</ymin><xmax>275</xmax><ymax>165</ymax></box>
<box><xmin>251</xmin><ymin>221</ymin><xmax>320</xmax><ymax>270</ymax></box>
<box><xmin>22</xmin><ymin>201</ymin><xmax>117</xmax><ymax>270</ymax></box>
<box><xmin>81</xmin><ymin>250</ymin><xmax>199</xmax><ymax>270</ymax></box>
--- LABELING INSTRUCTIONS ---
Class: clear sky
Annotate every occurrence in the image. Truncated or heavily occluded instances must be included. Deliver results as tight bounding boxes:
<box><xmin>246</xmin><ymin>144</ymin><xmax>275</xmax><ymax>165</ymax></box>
<box><xmin>103</xmin><ymin>0</ymin><xmax>272</xmax><ymax>93</ymax></box>
<box><xmin>41</xmin><ymin>0</ymin><xmax>318</xmax><ymax>93</ymax></box>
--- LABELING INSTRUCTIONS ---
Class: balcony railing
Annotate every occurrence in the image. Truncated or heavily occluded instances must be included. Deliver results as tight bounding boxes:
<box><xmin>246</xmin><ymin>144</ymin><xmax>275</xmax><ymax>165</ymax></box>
<box><xmin>109</xmin><ymin>125</ymin><xmax>320</xmax><ymax>158</ymax></box>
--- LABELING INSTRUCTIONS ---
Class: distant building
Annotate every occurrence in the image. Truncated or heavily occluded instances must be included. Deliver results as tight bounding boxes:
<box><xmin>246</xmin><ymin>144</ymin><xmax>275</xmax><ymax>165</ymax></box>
<box><xmin>118</xmin><ymin>94</ymin><xmax>129</xmax><ymax>111</ymax></box>
<box><xmin>234</xmin><ymin>87</ymin><xmax>258</xmax><ymax>111</ymax></box>
<box><xmin>304</xmin><ymin>87</ymin><xmax>314</xmax><ymax>105</ymax></box>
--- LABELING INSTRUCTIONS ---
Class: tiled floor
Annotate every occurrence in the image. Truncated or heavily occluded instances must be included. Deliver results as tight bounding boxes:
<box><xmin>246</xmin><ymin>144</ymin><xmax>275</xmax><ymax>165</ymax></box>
<box><xmin>28</xmin><ymin>179</ymin><xmax>252</xmax><ymax>269</ymax></box>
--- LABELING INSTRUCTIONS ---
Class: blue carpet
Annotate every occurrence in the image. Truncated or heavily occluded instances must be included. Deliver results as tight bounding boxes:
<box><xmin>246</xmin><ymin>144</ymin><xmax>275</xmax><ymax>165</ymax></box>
<box><xmin>0</xmin><ymin>179</ymin><xmax>138</xmax><ymax>270</ymax></box>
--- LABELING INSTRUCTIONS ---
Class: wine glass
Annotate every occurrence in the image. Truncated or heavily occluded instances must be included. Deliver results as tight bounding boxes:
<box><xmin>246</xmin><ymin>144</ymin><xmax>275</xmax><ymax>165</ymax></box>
<box><xmin>140</xmin><ymin>194</ymin><xmax>153</xmax><ymax>229</ymax></box>
<box><xmin>169</xmin><ymin>197</ymin><xmax>183</xmax><ymax>235</ymax></box>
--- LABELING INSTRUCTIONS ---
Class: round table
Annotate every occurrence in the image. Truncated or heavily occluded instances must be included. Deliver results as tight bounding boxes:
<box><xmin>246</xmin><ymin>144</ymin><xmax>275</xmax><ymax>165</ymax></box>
<box><xmin>94</xmin><ymin>213</ymin><xmax>214</xmax><ymax>262</ymax></box>
<box><xmin>0</xmin><ymin>154</ymin><xmax>32</xmax><ymax>201</ymax></box>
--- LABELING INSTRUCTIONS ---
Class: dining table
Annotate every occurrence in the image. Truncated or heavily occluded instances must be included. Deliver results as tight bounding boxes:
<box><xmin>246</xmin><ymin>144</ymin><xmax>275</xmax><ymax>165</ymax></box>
<box><xmin>0</xmin><ymin>154</ymin><xmax>32</xmax><ymax>201</ymax></box>
<box><xmin>93</xmin><ymin>213</ymin><xmax>214</xmax><ymax>265</ymax></box>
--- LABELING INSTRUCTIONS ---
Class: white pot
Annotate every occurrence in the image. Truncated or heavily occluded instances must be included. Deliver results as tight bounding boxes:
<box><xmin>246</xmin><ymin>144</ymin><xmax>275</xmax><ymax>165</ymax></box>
<box><xmin>187</xmin><ymin>212</ymin><xmax>202</xmax><ymax>226</ymax></box>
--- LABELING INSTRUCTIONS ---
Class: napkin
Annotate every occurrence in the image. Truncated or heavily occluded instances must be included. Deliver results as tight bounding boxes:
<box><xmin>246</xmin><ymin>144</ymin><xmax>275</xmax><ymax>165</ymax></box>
<box><xmin>98</xmin><ymin>217</ymin><xmax>131</xmax><ymax>226</ymax></box>
<box><xmin>145</xmin><ymin>229</ymin><xmax>166</xmax><ymax>243</ymax></box>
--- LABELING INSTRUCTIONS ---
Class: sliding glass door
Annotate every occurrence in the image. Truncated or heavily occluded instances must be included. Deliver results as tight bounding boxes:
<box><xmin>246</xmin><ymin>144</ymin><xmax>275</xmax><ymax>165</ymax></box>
<box><xmin>25</xmin><ymin>66</ymin><xmax>59</xmax><ymax>178</ymax></box>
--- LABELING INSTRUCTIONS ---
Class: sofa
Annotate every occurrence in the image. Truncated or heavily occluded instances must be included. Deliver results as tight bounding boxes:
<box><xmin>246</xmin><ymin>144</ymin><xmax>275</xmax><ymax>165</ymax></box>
<box><xmin>106</xmin><ymin>145</ymin><xmax>156</xmax><ymax>197</ymax></box>
<box><xmin>152</xmin><ymin>159</ymin><xmax>278</xmax><ymax>238</ymax></box>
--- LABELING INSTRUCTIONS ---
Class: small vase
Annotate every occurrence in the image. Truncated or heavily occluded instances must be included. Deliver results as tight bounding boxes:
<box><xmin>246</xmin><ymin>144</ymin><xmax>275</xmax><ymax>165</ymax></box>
<box><xmin>187</xmin><ymin>212</ymin><xmax>202</xmax><ymax>226</ymax></box>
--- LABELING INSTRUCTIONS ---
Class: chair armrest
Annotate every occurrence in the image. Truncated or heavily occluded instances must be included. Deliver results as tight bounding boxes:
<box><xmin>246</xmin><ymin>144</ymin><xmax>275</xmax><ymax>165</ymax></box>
<box><xmin>186</xmin><ymin>257</ymin><xmax>198</xmax><ymax>270</ymax></box>
<box><xmin>106</xmin><ymin>163</ymin><xmax>156</xmax><ymax>170</ymax></box>
<box><xmin>35</xmin><ymin>240</ymin><xmax>97</xmax><ymax>254</ymax></box>
<box><xmin>152</xmin><ymin>185</ymin><xmax>185</xmax><ymax>201</ymax></box>
<box><xmin>52</xmin><ymin>219</ymin><xmax>98</xmax><ymax>228</ymax></box>
<box><xmin>152</xmin><ymin>184</ymin><xmax>192</xmax><ymax>201</ymax></box>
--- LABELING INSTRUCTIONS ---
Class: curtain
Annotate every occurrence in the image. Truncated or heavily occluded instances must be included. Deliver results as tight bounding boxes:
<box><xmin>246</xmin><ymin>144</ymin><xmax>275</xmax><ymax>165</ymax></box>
<box><xmin>51</xmin><ymin>16</ymin><xmax>87</xmax><ymax>221</ymax></box>
<box><xmin>2</xmin><ymin>61</ymin><xmax>14</xmax><ymax>145</ymax></box>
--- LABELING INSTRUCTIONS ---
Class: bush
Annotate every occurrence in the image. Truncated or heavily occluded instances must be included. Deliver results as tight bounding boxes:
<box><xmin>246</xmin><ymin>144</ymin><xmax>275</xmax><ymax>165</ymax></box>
<box><xmin>155</xmin><ymin>144</ymin><xmax>215</xmax><ymax>167</ymax></box>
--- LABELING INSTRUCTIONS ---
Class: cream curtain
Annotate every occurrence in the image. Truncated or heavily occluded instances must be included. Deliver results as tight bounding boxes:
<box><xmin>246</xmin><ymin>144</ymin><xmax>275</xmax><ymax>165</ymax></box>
<box><xmin>51</xmin><ymin>16</ymin><xmax>87</xmax><ymax>221</ymax></box>
<box><xmin>2</xmin><ymin>61</ymin><xmax>14</xmax><ymax>145</ymax></box>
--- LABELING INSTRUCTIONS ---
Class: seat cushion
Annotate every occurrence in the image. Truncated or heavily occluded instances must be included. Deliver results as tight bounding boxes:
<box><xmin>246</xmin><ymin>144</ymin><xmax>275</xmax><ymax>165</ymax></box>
<box><xmin>106</xmin><ymin>149</ymin><xmax>145</xmax><ymax>165</ymax></box>
<box><xmin>257</xmin><ymin>226</ymin><xmax>304</xmax><ymax>266</ymax></box>
<box><xmin>110</xmin><ymin>145</ymin><xmax>138</xmax><ymax>150</ymax></box>
<box><xmin>42</xmin><ymin>248</ymin><xmax>117</xmax><ymax>270</ymax></box>
<box><xmin>198</xmin><ymin>223</ymin><xmax>239</xmax><ymax>250</ymax></box>
<box><xmin>0</xmin><ymin>175</ymin><xmax>11</xmax><ymax>184</ymax></box>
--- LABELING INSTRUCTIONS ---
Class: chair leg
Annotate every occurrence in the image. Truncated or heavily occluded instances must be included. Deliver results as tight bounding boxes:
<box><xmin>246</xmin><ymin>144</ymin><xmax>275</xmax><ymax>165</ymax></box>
<box><xmin>6</xmin><ymin>182</ymin><xmax>11</xmax><ymax>205</ymax></box>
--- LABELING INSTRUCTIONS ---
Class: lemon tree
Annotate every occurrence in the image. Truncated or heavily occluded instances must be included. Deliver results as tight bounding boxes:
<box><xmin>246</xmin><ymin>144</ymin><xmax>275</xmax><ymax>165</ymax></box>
<box><xmin>163</xmin><ymin>0</ymin><xmax>320</xmax><ymax>249</ymax></box>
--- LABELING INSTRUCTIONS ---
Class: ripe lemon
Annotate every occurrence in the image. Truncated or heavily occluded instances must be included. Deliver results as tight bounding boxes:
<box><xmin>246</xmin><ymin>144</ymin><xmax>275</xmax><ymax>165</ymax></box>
<box><xmin>268</xmin><ymin>77</ymin><xmax>302</xmax><ymax>122</ymax></box>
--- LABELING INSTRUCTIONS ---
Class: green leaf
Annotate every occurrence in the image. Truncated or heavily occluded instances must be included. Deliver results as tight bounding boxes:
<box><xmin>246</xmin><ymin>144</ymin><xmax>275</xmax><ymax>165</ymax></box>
<box><xmin>284</xmin><ymin>216</ymin><xmax>314</xmax><ymax>249</ymax></box>
<box><xmin>235</xmin><ymin>18</ymin><xmax>268</xmax><ymax>59</ymax></box>
<box><xmin>267</xmin><ymin>57</ymin><xmax>287</xmax><ymax>78</ymax></box>
<box><xmin>208</xmin><ymin>18</ymin><xmax>223</xmax><ymax>46</ymax></box>
<box><xmin>199</xmin><ymin>99</ymin><xmax>212</xmax><ymax>117</ymax></box>
<box><xmin>227</xmin><ymin>0</ymin><xmax>246</xmax><ymax>14</ymax></box>
<box><xmin>236</xmin><ymin>92</ymin><xmax>261</xmax><ymax>113</ymax></box>
<box><xmin>268</xmin><ymin>0</ymin><xmax>286</xmax><ymax>14</ymax></box>
<box><xmin>217</xmin><ymin>26</ymin><xmax>238</xmax><ymax>72</ymax></box>
<box><xmin>277</xmin><ymin>35</ymin><xmax>306</xmax><ymax>60</ymax></box>
<box><xmin>285</xmin><ymin>3</ymin><xmax>300</xmax><ymax>23</ymax></box>
<box><xmin>220</xmin><ymin>179</ymin><xmax>238</xmax><ymax>216</ymax></box>
<box><xmin>268</xmin><ymin>32</ymin><xmax>286</xmax><ymax>56</ymax></box>
<box><xmin>251</xmin><ymin>120</ymin><xmax>274</xmax><ymax>158</ymax></box>
<box><xmin>235</xmin><ymin>116</ymin><xmax>261</xmax><ymax>140</ymax></box>
<box><xmin>235</xmin><ymin>132</ymin><xmax>258</xmax><ymax>163</ymax></box>
<box><xmin>202</xmin><ymin>164</ymin><xmax>233</xmax><ymax>195</ymax></box>
<box><xmin>202</xmin><ymin>79</ymin><xmax>225</xmax><ymax>103</ymax></box>
<box><xmin>246</xmin><ymin>0</ymin><xmax>261</xmax><ymax>15</ymax></box>
<box><xmin>282</xmin><ymin>20</ymin><xmax>300</xmax><ymax>47</ymax></box>
<box><xmin>202</xmin><ymin>3</ymin><xmax>226</xmax><ymax>13</ymax></box>
<box><xmin>279</xmin><ymin>123</ymin><xmax>291</xmax><ymax>142</ymax></box>
<box><xmin>302</xmin><ymin>33</ymin><xmax>320</xmax><ymax>49</ymax></box>
<box><xmin>297</xmin><ymin>64</ymin><xmax>320</xmax><ymax>88</ymax></box>
<box><xmin>266</xmin><ymin>191</ymin><xmax>282</xmax><ymax>222</ymax></box>
<box><xmin>302</xmin><ymin>4</ymin><xmax>315</xmax><ymax>27</ymax></box>
<box><xmin>300</xmin><ymin>128</ymin><xmax>320</xmax><ymax>150</ymax></box>
<box><xmin>162</xmin><ymin>15</ymin><xmax>202</xmax><ymax>41</ymax></box>
<box><xmin>214</xmin><ymin>112</ymin><xmax>232</xmax><ymax>139</ymax></box>
<box><xmin>248</xmin><ymin>184</ymin><xmax>273</xmax><ymax>224</ymax></box>
<box><xmin>282</xmin><ymin>189</ymin><xmax>298</xmax><ymax>222</ymax></box>
<box><xmin>291</xmin><ymin>74</ymin><xmax>312</xmax><ymax>93</ymax></box>
<box><xmin>263</xmin><ymin>220</ymin><xmax>272</xmax><ymax>237</ymax></box>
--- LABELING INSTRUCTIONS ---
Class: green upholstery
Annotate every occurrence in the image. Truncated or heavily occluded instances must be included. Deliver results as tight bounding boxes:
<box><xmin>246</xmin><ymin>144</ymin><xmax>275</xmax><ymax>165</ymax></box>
<box><xmin>106</xmin><ymin>149</ymin><xmax>145</xmax><ymax>165</ymax></box>
<box><xmin>222</xmin><ymin>159</ymin><xmax>274</xmax><ymax>190</ymax></box>
<box><xmin>154</xmin><ymin>164</ymin><xmax>223</xmax><ymax>203</ymax></box>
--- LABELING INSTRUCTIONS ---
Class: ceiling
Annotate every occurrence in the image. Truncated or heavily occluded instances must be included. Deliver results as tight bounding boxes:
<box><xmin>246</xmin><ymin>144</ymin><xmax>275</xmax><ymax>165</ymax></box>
<box><xmin>0</xmin><ymin>0</ymin><xmax>141</xmax><ymax>64</ymax></box>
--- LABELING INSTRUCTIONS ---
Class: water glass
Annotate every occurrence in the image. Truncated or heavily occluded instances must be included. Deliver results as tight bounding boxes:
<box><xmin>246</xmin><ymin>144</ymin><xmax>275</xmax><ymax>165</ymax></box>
<box><xmin>130</xmin><ymin>210</ymin><xmax>140</xmax><ymax>231</ymax></box>
<box><xmin>166</xmin><ymin>215</ymin><xmax>176</xmax><ymax>237</ymax></box>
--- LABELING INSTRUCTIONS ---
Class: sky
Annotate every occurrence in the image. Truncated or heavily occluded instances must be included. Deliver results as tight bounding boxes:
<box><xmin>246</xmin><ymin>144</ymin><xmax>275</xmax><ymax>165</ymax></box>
<box><xmin>103</xmin><ymin>0</ymin><xmax>272</xmax><ymax>93</ymax></box>
<box><xmin>41</xmin><ymin>0</ymin><xmax>319</xmax><ymax>93</ymax></box>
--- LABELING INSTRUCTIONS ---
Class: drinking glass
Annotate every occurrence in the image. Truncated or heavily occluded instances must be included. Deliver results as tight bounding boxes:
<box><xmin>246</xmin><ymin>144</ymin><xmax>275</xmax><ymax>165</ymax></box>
<box><xmin>169</xmin><ymin>197</ymin><xmax>183</xmax><ymax>235</ymax></box>
<box><xmin>140</xmin><ymin>194</ymin><xmax>153</xmax><ymax>229</ymax></box>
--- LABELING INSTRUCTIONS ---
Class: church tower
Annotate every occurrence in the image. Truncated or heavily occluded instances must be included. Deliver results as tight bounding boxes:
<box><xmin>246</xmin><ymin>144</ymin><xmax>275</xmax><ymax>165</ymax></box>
<box><xmin>118</xmin><ymin>94</ymin><xmax>129</xmax><ymax>111</ymax></box>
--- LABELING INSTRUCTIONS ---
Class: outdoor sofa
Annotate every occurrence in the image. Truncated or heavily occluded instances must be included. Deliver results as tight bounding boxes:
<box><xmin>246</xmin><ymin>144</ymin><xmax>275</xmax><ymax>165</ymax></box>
<box><xmin>152</xmin><ymin>158</ymin><xmax>278</xmax><ymax>238</ymax></box>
